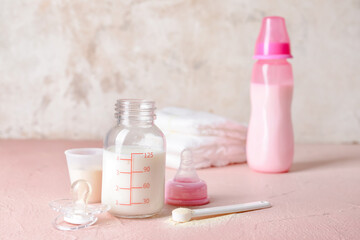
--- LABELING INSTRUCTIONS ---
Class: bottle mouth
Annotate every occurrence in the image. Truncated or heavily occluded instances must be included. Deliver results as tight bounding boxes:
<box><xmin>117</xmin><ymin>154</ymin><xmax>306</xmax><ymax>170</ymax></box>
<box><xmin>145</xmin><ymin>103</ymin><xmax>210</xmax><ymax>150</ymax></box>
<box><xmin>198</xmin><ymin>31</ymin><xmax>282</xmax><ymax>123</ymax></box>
<box><xmin>115</xmin><ymin>99</ymin><xmax>156</xmax><ymax>124</ymax></box>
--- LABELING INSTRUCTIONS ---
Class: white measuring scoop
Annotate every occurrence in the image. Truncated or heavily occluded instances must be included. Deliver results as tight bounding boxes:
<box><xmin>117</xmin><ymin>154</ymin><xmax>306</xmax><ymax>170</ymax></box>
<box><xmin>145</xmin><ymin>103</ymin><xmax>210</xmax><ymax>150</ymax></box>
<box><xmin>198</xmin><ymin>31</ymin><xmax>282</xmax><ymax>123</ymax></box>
<box><xmin>172</xmin><ymin>201</ymin><xmax>271</xmax><ymax>222</ymax></box>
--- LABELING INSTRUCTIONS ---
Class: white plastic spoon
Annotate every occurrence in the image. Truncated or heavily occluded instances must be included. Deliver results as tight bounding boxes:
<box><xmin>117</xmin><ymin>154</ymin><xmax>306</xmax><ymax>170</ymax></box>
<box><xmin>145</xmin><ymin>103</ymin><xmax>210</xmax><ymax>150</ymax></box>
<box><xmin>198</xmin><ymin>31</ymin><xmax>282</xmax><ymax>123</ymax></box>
<box><xmin>172</xmin><ymin>201</ymin><xmax>271</xmax><ymax>222</ymax></box>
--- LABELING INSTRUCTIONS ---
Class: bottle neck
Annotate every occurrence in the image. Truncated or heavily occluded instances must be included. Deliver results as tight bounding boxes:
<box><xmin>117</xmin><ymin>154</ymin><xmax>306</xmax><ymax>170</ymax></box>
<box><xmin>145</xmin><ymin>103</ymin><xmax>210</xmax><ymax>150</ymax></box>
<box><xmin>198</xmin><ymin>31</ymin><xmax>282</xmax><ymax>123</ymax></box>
<box><xmin>256</xmin><ymin>59</ymin><xmax>289</xmax><ymax>64</ymax></box>
<box><xmin>115</xmin><ymin>99</ymin><xmax>156</xmax><ymax>127</ymax></box>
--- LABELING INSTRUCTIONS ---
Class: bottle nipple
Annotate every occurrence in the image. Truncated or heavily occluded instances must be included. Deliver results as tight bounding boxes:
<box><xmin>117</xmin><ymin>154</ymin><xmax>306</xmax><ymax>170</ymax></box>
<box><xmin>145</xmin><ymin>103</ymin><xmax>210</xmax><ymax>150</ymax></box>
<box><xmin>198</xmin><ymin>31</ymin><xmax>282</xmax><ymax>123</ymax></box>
<box><xmin>165</xmin><ymin>149</ymin><xmax>209</xmax><ymax>206</ymax></box>
<box><xmin>254</xmin><ymin>16</ymin><xmax>292</xmax><ymax>59</ymax></box>
<box><xmin>174</xmin><ymin>149</ymin><xmax>200</xmax><ymax>183</ymax></box>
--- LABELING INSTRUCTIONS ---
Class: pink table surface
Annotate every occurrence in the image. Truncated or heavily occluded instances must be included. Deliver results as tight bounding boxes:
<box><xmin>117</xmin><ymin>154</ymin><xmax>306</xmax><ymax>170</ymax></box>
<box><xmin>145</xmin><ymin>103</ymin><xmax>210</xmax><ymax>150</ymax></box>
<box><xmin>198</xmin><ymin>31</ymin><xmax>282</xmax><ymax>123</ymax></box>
<box><xmin>0</xmin><ymin>140</ymin><xmax>359</xmax><ymax>240</ymax></box>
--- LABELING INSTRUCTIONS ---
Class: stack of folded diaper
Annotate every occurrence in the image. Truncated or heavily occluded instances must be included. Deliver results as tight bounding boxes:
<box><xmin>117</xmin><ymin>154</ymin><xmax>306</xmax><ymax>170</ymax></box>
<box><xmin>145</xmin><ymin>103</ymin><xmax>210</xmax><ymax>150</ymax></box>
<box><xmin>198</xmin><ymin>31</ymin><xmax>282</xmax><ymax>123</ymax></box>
<box><xmin>155</xmin><ymin>107</ymin><xmax>247</xmax><ymax>169</ymax></box>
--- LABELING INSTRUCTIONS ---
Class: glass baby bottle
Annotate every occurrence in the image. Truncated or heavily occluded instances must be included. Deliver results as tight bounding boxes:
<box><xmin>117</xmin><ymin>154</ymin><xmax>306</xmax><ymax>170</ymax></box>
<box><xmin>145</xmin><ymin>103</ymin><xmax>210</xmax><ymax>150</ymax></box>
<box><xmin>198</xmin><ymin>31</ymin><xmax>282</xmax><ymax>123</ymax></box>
<box><xmin>102</xmin><ymin>99</ymin><xmax>166</xmax><ymax>218</ymax></box>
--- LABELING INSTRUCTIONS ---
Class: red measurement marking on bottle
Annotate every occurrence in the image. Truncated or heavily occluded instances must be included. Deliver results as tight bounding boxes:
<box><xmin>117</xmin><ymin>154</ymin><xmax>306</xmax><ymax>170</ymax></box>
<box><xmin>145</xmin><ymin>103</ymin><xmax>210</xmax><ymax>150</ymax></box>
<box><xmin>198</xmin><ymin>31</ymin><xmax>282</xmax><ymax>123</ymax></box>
<box><xmin>130</xmin><ymin>154</ymin><xmax>133</xmax><ymax>204</ymax></box>
<box><xmin>114</xmin><ymin>152</ymin><xmax>153</xmax><ymax>206</ymax></box>
<box><xmin>130</xmin><ymin>153</ymin><xmax>145</xmax><ymax>205</ymax></box>
<box><xmin>132</xmin><ymin>199</ymin><xmax>150</xmax><ymax>205</ymax></box>
<box><xmin>117</xmin><ymin>156</ymin><xmax>131</xmax><ymax>161</ymax></box>
<box><xmin>116</xmin><ymin>200</ymin><xmax>131</xmax><ymax>206</ymax></box>
<box><xmin>116</xmin><ymin>185</ymin><xmax>130</xmax><ymax>191</ymax></box>
<box><xmin>131</xmin><ymin>183</ymin><xmax>150</xmax><ymax>189</ymax></box>
<box><xmin>117</xmin><ymin>170</ymin><xmax>131</xmax><ymax>175</ymax></box>
<box><xmin>144</xmin><ymin>152</ymin><xmax>153</xmax><ymax>158</ymax></box>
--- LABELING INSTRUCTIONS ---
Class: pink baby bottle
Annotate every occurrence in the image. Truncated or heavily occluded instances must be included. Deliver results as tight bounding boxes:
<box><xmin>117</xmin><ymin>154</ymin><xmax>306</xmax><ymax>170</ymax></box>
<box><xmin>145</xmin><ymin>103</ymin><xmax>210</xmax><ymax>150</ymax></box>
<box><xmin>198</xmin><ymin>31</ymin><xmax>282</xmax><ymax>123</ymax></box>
<box><xmin>247</xmin><ymin>16</ymin><xmax>294</xmax><ymax>173</ymax></box>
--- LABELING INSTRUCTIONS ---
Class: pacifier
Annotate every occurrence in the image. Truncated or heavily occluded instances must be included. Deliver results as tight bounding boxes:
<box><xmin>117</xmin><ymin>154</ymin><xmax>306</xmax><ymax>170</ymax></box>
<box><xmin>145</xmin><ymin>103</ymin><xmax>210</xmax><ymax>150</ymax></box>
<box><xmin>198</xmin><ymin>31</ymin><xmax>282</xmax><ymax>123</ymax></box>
<box><xmin>49</xmin><ymin>179</ymin><xmax>110</xmax><ymax>231</ymax></box>
<box><xmin>165</xmin><ymin>149</ymin><xmax>209</xmax><ymax>206</ymax></box>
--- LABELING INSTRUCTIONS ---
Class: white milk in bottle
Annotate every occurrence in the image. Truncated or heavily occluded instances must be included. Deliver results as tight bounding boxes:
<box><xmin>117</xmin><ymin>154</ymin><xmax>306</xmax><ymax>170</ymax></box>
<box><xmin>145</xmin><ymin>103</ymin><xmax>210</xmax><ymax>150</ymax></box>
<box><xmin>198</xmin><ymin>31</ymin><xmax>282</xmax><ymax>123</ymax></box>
<box><xmin>102</xmin><ymin>146</ymin><xmax>165</xmax><ymax>217</ymax></box>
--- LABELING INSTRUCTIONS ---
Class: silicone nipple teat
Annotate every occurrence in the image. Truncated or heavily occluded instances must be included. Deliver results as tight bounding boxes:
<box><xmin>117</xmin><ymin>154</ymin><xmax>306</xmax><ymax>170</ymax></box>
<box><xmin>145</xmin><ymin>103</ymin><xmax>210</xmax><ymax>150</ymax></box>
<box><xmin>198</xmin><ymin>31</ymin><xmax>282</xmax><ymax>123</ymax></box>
<box><xmin>165</xmin><ymin>149</ymin><xmax>209</xmax><ymax>206</ymax></box>
<box><xmin>174</xmin><ymin>149</ymin><xmax>200</xmax><ymax>183</ymax></box>
<box><xmin>49</xmin><ymin>180</ymin><xmax>110</xmax><ymax>231</ymax></box>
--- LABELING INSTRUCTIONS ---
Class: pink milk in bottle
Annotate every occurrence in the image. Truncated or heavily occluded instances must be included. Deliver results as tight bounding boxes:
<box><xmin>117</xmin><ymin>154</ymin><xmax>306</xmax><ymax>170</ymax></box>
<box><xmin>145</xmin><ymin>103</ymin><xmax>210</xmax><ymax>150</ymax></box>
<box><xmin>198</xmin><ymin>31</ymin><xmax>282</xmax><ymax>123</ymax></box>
<box><xmin>247</xmin><ymin>16</ymin><xmax>294</xmax><ymax>173</ymax></box>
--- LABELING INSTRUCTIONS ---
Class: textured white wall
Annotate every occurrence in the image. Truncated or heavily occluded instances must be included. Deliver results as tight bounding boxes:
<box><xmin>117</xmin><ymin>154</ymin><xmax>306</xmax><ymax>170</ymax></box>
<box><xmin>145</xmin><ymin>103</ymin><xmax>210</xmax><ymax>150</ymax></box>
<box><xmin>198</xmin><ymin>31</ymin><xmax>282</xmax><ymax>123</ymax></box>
<box><xmin>0</xmin><ymin>0</ymin><xmax>359</xmax><ymax>142</ymax></box>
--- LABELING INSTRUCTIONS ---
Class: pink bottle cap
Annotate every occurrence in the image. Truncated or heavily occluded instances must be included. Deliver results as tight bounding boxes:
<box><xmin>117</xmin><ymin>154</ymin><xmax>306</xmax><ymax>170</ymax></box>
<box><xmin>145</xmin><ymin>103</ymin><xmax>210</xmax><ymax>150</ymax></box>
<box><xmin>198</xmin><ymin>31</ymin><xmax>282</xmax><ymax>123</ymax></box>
<box><xmin>165</xmin><ymin>149</ymin><xmax>209</xmax><ymax>206</ymax></box>
<box><xmin>254</xmin><ymin>16</ymin><xmax>292</xmax><ymax>59</ymax></box>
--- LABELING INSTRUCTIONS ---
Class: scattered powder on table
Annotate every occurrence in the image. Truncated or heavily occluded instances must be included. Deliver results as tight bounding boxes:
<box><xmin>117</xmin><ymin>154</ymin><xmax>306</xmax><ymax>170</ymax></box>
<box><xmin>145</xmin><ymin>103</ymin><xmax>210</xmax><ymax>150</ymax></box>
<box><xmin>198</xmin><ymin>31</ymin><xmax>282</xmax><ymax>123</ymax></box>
<box><xmin>165</xmin><ymin>213</ymin><xmax>246</xmax><ymax>227</ymax></box>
